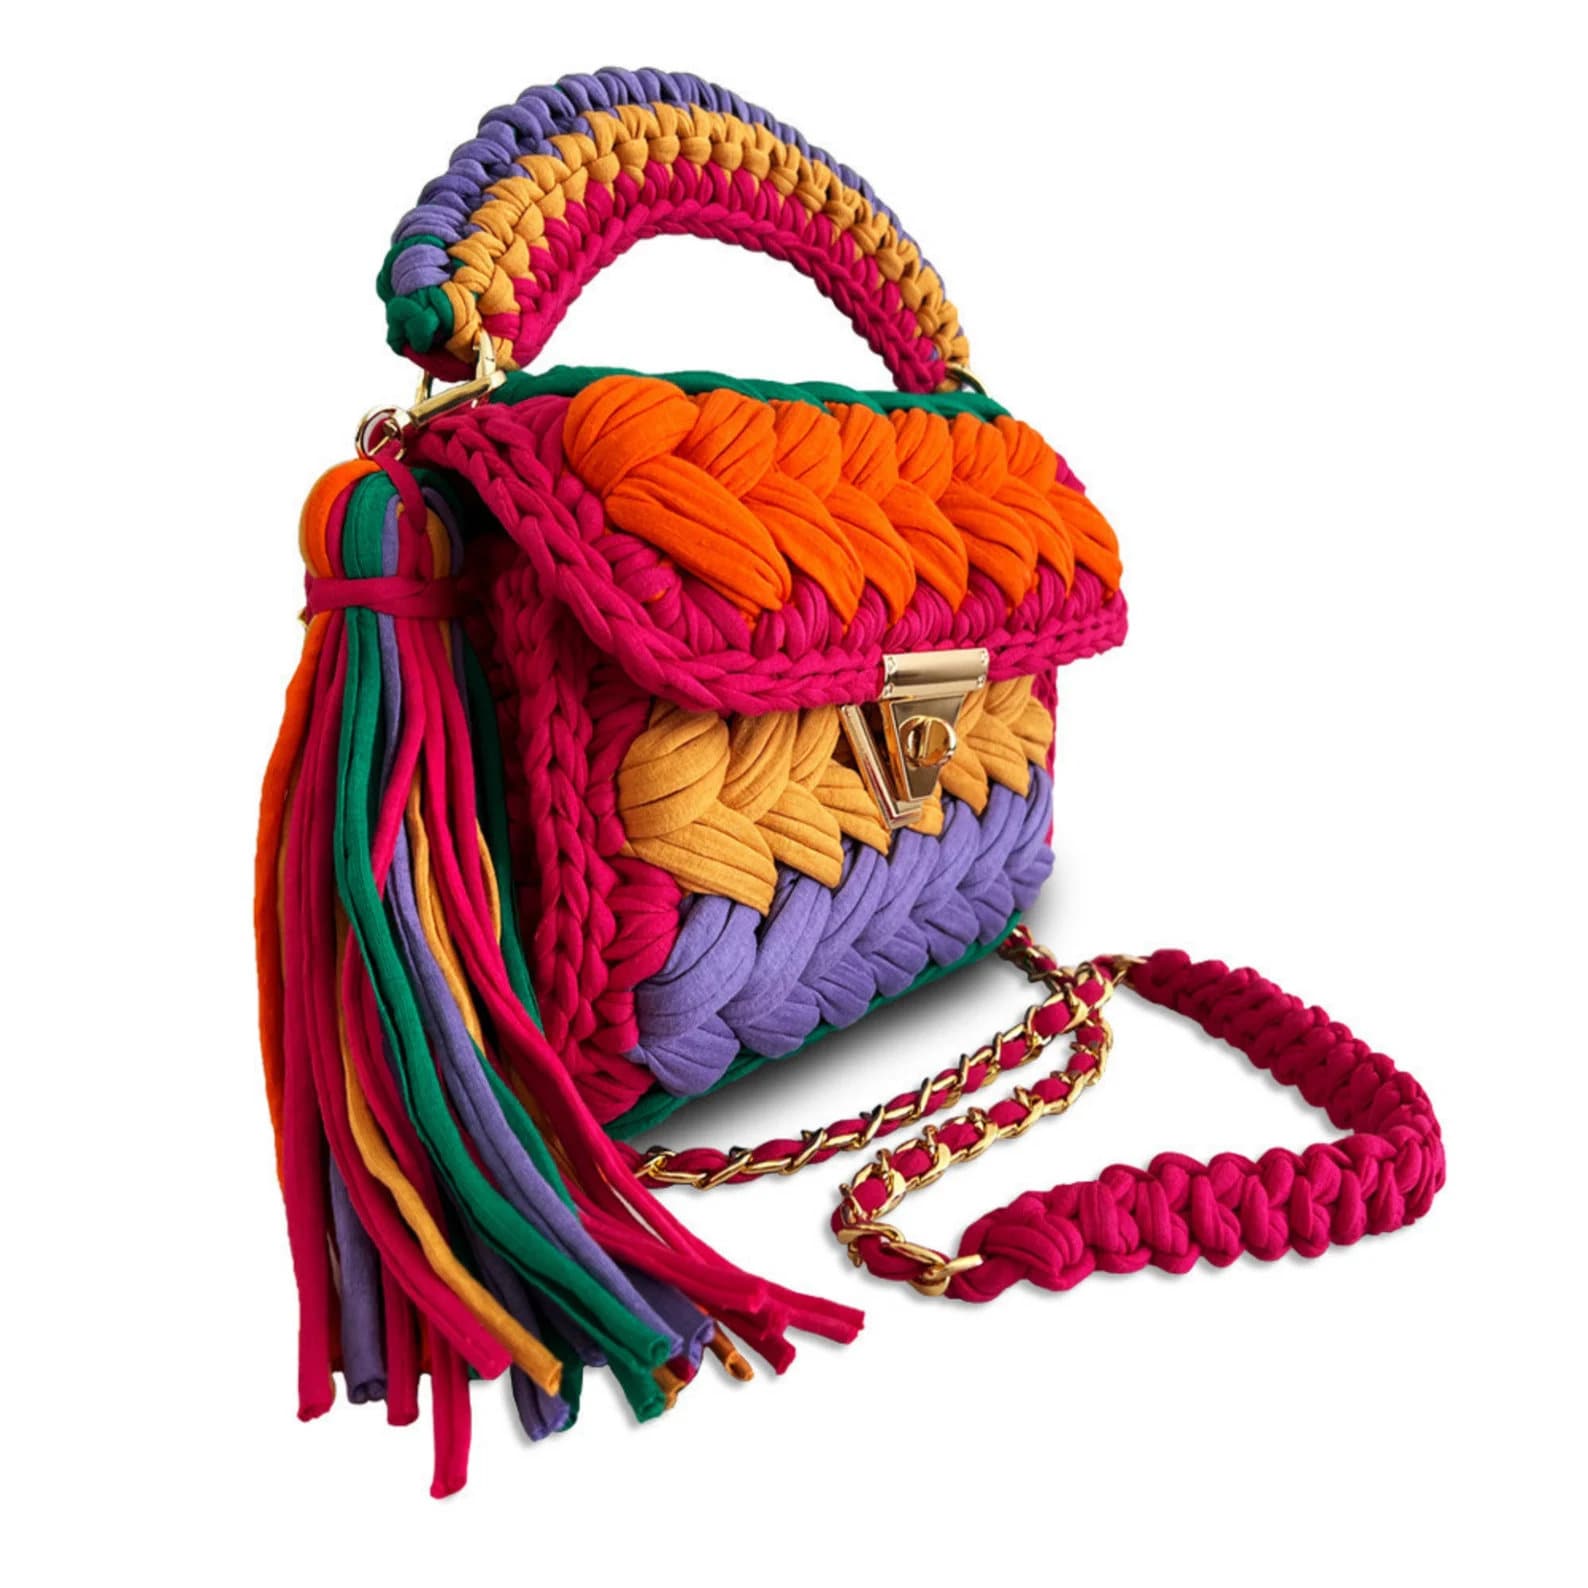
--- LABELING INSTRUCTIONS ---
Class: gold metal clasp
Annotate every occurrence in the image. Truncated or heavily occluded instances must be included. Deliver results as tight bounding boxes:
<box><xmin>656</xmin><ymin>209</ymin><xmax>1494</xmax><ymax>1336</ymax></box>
<box><xmin>839</xmin><ymin>647</ymin><xmax>988</xmax><ymax>830</ymax></box>
<box><xmin>356</xmin><ymin>334</ymin><xmax>505</xmax><ymax>460</ymax></box>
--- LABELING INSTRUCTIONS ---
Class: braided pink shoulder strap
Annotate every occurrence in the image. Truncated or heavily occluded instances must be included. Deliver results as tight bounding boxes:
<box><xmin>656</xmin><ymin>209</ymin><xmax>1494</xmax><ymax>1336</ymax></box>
<box><xmin>634</xmin><ymin>930</ymin><xmax>1445</xmax><ymax>1301</ymax></box>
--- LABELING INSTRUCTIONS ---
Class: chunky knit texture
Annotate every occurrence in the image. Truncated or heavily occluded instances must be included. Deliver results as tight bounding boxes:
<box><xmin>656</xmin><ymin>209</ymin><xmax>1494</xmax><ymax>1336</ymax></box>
<box><xmin>413</xmin><ymin>382</ymin><xmax>1124</xmax><ymax>718</ymax></box>
<box><xmin>631</xmin><ymin>773</ymin><xmax>1055</xmax><ymax>1094</ymax></box>
<box><xmin>559</xmin><ymin>376</ymin><xmax>1121</xmax><ymax>616</ymax></box>
<box><xmin>616</xmin><ymin>678</ymin><xmax>1052</xmax><ymax>912</ymax></box>
<box><xmin>407</xmin><ymin>373</ymin><xmax>1121</xmax><ymax>1123</ymax></box>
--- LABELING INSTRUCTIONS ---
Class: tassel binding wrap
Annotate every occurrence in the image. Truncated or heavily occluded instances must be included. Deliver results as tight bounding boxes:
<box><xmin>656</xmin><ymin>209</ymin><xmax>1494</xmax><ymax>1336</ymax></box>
<box><xmin>257</xmin><ymin>70</ymin><xmax>1131</xmax><ymax>1493</ymax></box>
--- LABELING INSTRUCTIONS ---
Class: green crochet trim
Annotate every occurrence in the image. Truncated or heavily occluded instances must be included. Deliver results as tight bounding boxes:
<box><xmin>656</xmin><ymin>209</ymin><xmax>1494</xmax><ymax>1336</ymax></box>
<box><xmin>493</xmin><ymin>365</ymin><xmax>1007</xmax><ymax>420</ymax></box>
<box><xmin>378</xmin><ymin>238</ymin><xmax>457</xmax><ymax>356</ymax></box>
<box><xmin>385</xmin><ymin>285</ymin><xmax>454</xmax><ymax>358</ymax></box>
<box><xmin>377</xmin><ymin>235</ymin><xmax>448</xmax><ymax>300</ymax></box>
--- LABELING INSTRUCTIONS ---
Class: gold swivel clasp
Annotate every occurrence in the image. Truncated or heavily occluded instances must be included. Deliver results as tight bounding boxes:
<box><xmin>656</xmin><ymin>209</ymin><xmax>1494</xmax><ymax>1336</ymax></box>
<box><xmin>355</xmin><ymin>334</ymin><xmax>505</xmax><ymax>461</ymax></box>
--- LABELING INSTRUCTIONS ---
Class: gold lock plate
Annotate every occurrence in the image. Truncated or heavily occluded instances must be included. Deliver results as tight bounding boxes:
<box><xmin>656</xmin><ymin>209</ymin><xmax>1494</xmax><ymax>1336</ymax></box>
<box><xmin>838</xmin><ymin>648</ymin><xmax>989</xmax><ymax>829</ymax></box>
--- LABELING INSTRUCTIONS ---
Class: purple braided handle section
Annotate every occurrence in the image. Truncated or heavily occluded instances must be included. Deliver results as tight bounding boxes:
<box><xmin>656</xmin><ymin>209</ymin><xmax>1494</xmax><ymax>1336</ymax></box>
<box><xmin>631</xmin><ymin>773</ymin><xmax>1055</xmax><ymax>1095</ymax></box>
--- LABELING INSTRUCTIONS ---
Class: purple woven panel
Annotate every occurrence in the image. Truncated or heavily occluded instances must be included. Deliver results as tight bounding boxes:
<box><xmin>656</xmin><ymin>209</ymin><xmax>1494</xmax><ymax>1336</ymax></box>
<box><xmin>629</xmin><ymin>770</ymin><xmax>1054</xmax><ymax>1096</ymax></box>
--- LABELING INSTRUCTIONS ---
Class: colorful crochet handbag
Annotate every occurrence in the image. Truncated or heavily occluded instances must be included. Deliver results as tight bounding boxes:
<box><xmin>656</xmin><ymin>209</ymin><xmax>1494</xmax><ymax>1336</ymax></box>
<box><xmin>256</xmin><ymin>67</ymin><xmax>1446</xmax><ymax>1494</ymax></box>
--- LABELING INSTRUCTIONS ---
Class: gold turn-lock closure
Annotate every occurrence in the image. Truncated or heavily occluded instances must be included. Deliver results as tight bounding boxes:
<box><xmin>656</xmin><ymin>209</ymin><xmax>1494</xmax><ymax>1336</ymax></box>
<box><xmin>838</xmin><ymin>648</ymin><xmax>989</xmax><ymax>829</ymax></box>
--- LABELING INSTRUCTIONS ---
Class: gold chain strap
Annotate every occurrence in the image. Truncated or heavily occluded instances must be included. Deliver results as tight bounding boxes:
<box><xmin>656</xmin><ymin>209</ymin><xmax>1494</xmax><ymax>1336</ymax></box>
<box><xmin>632</xmin><ymin>931</ymin><xmax>1137</xmax><ymax>1294</ymax></box>
<box><xmin>833</xmin><ymin>952</ymin><xmax>1132</xmax><ymax>1293</ymax></box>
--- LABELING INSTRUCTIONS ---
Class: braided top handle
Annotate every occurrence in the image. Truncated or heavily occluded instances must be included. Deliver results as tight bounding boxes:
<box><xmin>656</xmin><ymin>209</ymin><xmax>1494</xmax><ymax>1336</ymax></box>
<box><xmin>381</xmin><ymin>67</ymin><xmax>970</xmax><ymax>391</ymax></box>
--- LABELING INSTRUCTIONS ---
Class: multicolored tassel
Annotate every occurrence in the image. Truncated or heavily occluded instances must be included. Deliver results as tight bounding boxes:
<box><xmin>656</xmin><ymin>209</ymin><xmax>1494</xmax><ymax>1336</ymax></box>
<box><xmin>255</xmin><ymin>455</ymin><xmax>860</xmax><ymax>1494</ymax></box>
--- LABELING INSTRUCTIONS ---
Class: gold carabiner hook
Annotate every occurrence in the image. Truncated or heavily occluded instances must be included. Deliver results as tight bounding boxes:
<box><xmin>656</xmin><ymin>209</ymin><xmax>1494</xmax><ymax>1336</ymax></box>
<box><xmin>355</xmin><ymin>334</ymin><xmax>505</xmax><ymax>460</ymax></box>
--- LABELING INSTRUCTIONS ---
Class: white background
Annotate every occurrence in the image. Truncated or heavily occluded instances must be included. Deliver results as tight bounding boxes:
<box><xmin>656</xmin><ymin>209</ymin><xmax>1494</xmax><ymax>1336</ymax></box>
<box><xmin>5</xmin><ymin>3</ymin><xmax>1584</xmax><ymax>1582</ymax></box>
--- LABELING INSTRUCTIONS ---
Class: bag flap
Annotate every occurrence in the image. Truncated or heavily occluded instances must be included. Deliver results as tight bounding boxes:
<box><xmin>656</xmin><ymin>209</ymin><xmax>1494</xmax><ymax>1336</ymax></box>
<box><xmin>412</xmin><ymin>367</ymin><xmax>1126</xmax><ymax>715</ymax></box>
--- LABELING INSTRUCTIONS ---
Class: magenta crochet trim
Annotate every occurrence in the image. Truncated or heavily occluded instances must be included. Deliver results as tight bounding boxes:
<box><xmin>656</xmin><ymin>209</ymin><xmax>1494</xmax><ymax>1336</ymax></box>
<box><xmin>471</xmin><ymin>551</ymin><xmax>671</xmax><ymax>1117</ymax></box>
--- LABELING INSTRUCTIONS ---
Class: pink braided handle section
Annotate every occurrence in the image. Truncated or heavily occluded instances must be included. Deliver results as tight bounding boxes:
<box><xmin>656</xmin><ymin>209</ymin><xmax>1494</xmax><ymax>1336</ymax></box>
<box><xmin>840</xmin><ymin>949</ymin><xmax>1447</xmax><ymax>1301</ymax></box>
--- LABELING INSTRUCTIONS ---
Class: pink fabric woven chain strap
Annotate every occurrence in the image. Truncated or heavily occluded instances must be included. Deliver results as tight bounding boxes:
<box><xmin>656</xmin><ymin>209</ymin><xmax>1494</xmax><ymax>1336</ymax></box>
<box><xmin>633</xmin><ymin>929</ymin><xmax>1446</xmax><ymax>1300</ymax></box>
